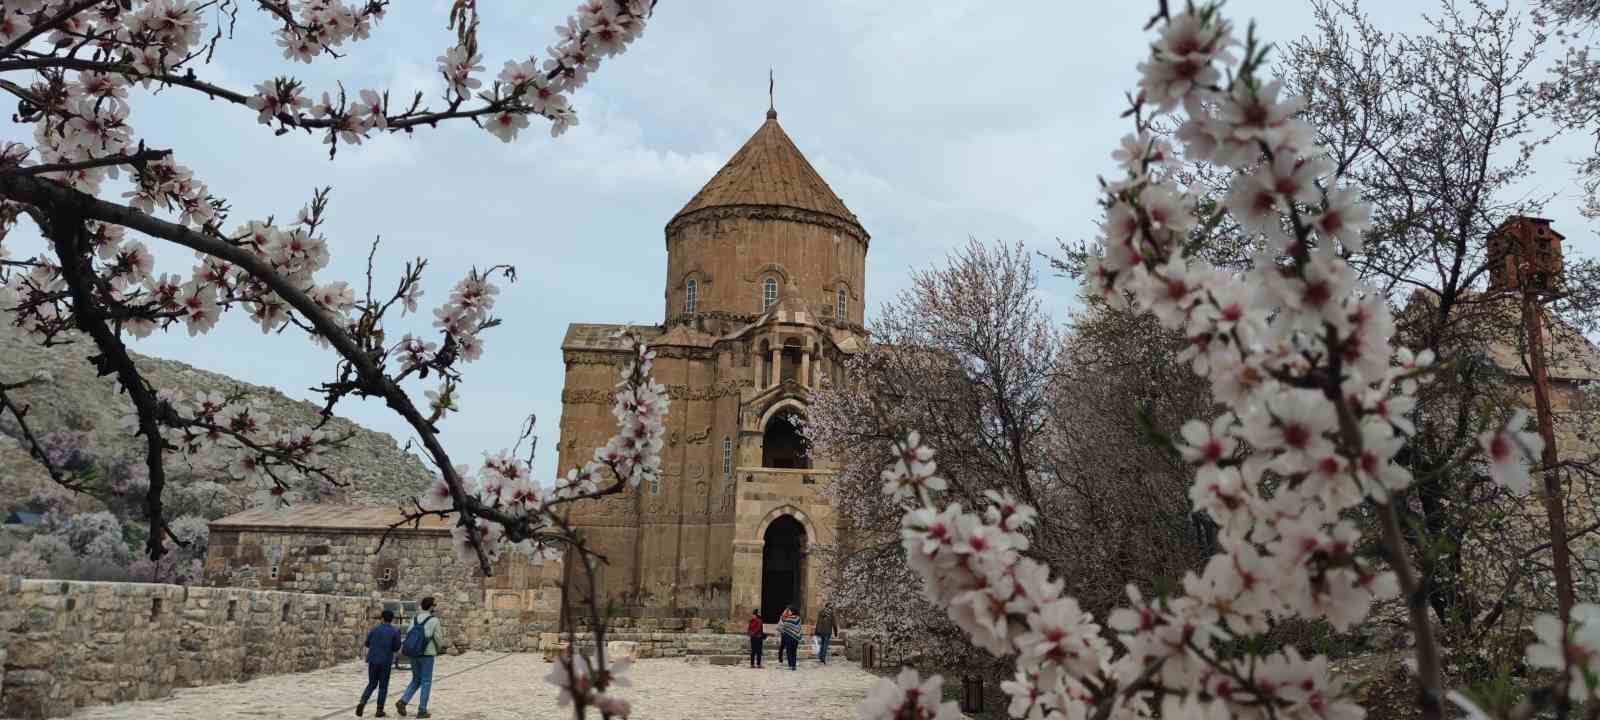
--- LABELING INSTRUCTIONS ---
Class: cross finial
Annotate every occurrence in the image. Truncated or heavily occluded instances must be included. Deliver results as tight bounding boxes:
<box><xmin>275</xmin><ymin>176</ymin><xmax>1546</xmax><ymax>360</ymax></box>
<box><xmin>767</xmin><ymin>69</ymin><xmax>777</xmax><ymax>119</ymax></box>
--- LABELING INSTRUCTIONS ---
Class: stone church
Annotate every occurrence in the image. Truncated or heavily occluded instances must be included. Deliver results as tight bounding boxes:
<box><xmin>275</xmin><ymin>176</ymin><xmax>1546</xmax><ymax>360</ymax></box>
<box><xmin>556</xmin><ymin>105</ymin><xmax>867</xmax><ymax>624</ymax></box>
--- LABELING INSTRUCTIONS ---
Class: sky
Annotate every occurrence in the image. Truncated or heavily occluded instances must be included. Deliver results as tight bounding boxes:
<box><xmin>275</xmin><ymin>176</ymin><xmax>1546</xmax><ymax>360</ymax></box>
<box><xmin>5</xmin><ymin>0</ymin><xmax>1597</xmax><ymax>485</ymax></box>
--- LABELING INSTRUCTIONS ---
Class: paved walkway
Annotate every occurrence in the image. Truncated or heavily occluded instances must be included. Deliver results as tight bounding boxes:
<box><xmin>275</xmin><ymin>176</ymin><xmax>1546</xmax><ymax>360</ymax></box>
<box><xmin>66</xmin><ymin>652</ymin><xmax>883</xmax><ymax>719</ymax></box>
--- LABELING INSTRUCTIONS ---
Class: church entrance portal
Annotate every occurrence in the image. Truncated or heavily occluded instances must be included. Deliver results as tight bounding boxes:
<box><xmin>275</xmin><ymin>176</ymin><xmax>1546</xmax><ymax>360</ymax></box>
<box><xmin>760</xmin><ymin>515</ymin><xmax>806</xmax><ymax>623</ymax></box>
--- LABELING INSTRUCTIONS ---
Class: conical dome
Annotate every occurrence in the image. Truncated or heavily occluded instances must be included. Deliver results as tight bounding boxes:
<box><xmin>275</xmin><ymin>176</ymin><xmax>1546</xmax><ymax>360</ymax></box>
<box><xmin>662</xmin><ymin>109</ymin><xmax>869</xmax><ymax>326</ymax></box>
<box><xmin>668</xmin><ymin>111</ymin><xmax>865</xmax><ymax>239</ymax></box>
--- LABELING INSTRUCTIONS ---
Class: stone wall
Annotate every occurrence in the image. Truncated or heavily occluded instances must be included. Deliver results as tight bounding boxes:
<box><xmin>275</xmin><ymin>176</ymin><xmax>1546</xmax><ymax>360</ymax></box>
<box><xmin>204</xmin><ymin>519</ymin><xmax>564</xmax><ymax>653</ymax></box>
<box><xmin>0</xmin><ymin>575</ymin><xmax>378</xmax><ymax>719</ymax></box>
<box><xmin>730</xmin><ymin>468</ymin><xmax>836</xmax><ymax>625</ymax></box>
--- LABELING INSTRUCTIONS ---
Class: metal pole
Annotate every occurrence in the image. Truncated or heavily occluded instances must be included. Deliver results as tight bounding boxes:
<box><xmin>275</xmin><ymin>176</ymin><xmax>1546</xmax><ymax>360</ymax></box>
<box><xmin>1522</xmin><ymin>287</ymin><xmax>1575</xmax><ymax>618</ymax></box>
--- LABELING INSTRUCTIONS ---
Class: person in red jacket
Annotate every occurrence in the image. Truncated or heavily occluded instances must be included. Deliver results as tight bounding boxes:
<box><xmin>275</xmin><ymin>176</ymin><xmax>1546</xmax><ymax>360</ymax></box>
<box><xmin>746</xmin><ymin>608</ymin><xmax>766</xmax><ymax>668</ymax></box>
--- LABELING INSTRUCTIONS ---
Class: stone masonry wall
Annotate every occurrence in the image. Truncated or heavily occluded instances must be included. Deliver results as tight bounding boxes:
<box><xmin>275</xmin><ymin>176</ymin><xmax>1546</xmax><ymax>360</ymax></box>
<box><xmin>0</xmin><ymin>575</ymin><xmax>379</xmax><ymax>719</ymax></box>
<box><xmin>205</xmin><ymin>525</ymin><xmax>564</xmax><ymax>653</ymax></box>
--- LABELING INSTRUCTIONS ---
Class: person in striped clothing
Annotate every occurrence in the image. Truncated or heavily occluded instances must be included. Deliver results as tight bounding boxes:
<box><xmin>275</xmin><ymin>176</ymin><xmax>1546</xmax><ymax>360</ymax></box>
<box><xmin>779</xmin><ymin>606</ymin><xmax>803</xmax><ymax>671</ymax></box>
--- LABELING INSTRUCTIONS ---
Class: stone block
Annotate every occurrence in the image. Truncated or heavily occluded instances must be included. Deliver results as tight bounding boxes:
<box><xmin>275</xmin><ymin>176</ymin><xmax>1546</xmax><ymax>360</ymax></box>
<box><xmin>541</xmin><ymin>643</ymin><xmax>571</xmax><ymax>663</ymax></box>
<box><xmin>3</xmin><ymin>669</ymin><xmax>51</xmax><ymax>688</ymax></box>
<box><xmin>6</xmin><ymin>640</ymin><xmax>55</xmax><ymax>669</ymax></box>
<box><xmin>605</xmin><ymin>641</ymin><xmax>639</xmax><ymax>661</ymax></box>
<box><xmin>81</xmin><ymin>663</ymin><xmax>117</xmax><ymax>682</ymax></box>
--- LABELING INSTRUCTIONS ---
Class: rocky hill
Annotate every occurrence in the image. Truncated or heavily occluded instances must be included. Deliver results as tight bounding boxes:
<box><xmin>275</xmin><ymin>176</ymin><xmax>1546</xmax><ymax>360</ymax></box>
<box><xmin>0</xmin><ymin>321</ymin><xmax>433</xmax><ymax>514</ymax></box>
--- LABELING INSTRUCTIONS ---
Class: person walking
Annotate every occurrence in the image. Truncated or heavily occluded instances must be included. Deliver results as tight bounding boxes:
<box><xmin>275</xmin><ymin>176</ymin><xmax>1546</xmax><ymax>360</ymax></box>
<box><xmin>779</xmin><ymin>605</ymin><xmax>803</xmax><ymax>671</ymax></box>
<box><xmin>746</xmin><ymin>608</ymin><xmax>765</xmax><ymax>668</ymax></box>
<box><xmin>813</xmin><ymin>604</ymin><xmax>837</xmax><ymax>665</ymax></box>
<box><xmin>356</xmin><ymin>609</ymin><xmax>401</xmax><ymax>717</ymax></box>
<box><xmin>396</xmin><ymin>597</ymin><xmax>445</xmax><ymax>718</ymax></box>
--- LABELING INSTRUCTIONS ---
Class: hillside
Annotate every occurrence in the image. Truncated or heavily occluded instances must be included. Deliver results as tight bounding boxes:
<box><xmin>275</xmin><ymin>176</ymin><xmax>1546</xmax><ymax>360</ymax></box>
<box><xmin>0</xmin><ymin>321</ymin><xmax>433</xmax><ymax>514</ymax></box>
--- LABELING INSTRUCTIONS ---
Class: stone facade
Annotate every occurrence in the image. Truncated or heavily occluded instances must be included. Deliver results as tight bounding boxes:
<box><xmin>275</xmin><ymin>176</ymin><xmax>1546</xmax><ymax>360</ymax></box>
<box><xmin>0</xmin><ymin>575</ymin><xmax>378</xmax><ymax>719</ymax></box>
<box><xmin>203</xmin><ymin>505</ymin><xmax>565</xmax><ymax>653</ymax></box>
<box><xmin>557</xmin><ymin>108</ymin><xmax>867</xmax><ymax>624</ymax></box>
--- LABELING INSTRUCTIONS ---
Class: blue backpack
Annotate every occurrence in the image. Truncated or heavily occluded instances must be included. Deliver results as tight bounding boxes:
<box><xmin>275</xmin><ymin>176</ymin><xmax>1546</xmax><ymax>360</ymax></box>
<box><xmin>402</xmin><ymin>616</ymin><xmax>434</xmax><ymax>658</ymax></box>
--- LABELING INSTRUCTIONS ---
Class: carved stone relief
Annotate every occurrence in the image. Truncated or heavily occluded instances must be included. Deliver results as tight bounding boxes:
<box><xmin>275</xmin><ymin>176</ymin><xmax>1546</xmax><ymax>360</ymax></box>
<box><xmin>562</xmin><ymin>381</ymin><xmax>753</xmax><ymax>406</ymax></box>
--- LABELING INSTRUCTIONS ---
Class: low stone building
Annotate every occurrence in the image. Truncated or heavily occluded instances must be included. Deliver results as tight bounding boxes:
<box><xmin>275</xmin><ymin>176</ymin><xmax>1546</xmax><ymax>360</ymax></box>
<box><xmin>203</xmin><ymin>504</ymin><xmax>565</xmax><ymax>651</ymax></box>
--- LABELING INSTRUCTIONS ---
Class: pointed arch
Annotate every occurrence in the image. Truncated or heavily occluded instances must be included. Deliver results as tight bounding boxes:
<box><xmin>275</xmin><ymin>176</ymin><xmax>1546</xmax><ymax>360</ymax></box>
<box><xmin>756</xmin><ymin>504</ymin><xmax>814</xmax><ymax>543</ymax></box>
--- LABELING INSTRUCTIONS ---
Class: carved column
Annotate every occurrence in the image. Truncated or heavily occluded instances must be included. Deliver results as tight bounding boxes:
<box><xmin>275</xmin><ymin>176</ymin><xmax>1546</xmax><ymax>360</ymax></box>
<box><xmin>800</xmin><ymin>349</ymin><xmax>811</xmax><ymax>388</ymax></box>
<box><xmin>751</xmin><ymin>347</ymin><xmax>763</xmax><ymax>387</ymax></box>
<box><xmin>770</xmin><ymin>346</ymin><xmax>781</xmax><ymax>387</ymax></box>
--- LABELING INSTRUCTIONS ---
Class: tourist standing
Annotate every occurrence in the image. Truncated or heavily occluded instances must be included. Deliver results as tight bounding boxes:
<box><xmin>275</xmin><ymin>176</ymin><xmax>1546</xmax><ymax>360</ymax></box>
<box><xmin>746</xmin><ymin>608</ymin><xmax>765</xmax><ymax>668</ymax></box>
<box><xmin>779</xmin><ymin>606</ymin><xmax>803</xmax><ymax>671</ymax></box>
<box><xmin>813</xmin><ymin>604</ymin><xmax>837</xmax><ymax>665</ymax></box>
<box><xmin>356</xmin><ymin>609</ymin><xmax>401</xmax><ymax>717</ymax></box>
<box><xmin>774</xmin><ymin>607</ymin><xmax>793</xmax><ymax>667</ymax></box>
<box><xmin>396</xmin><ymin>597</ymin><xmax>445</xmax><ymax>718</ymax></box>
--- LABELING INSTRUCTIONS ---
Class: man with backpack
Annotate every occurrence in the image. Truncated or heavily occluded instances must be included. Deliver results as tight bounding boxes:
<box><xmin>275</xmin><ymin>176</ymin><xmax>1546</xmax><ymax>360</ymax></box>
<box><xmin>396</xmin><ymin>597</ymin><xmax>445</xmax><ymax>718</ymax></box>
<box><xmin>356</xmin><ymin>608</ymin><xmax>401</xmax><ymax>717</ymax></box>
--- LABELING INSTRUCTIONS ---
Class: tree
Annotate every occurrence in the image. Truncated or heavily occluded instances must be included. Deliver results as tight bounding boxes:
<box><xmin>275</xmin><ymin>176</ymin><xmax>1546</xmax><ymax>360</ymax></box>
<box><xmin>1051</xmin><ymin>301</ymin><xmax>1214</xmax><ymax>604</ymax></box>
<box><xmin>1535</xmin><ymin>0</ymin><xmax>1600</xmax><ymax>217</ymax></box>
<box><xmin>853</xmin><ymin>2</ymin><xmax>1585</xmax><ymax>719</ymax></box>
<box><xmin>0</xmin><ymin>2</ymin><xmax>669</xmax><ymax>716</ymax></box>
<box><xmin>808</xmin><ymin>239</ymin><xmax>1062</xmax><ymax>673</ymax></box>
<box><xmin>1272</xmin><ymin>1</ymin><xmax>1600</xmax><ymax>671</ymax></box>
<box><xmin>808</xmin><ymin>239</ymin><xmax>1209</xmax><ymax>686</ymax></box>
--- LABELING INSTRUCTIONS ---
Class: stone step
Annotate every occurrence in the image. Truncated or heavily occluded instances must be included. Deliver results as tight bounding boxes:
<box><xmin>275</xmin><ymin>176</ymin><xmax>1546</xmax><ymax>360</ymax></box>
<box><xmin>686</xmin><ymin>651</ymin><xmax>846</xmax><ymax>666</ymax></box>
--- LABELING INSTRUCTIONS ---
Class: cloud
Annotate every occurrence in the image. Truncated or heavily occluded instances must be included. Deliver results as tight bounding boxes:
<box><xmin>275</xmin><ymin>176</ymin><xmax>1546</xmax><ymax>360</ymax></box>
<box><xmin>7</xmin><ymin>0</ymin><xmax>1596</xmax><ymax>489</ymax></box>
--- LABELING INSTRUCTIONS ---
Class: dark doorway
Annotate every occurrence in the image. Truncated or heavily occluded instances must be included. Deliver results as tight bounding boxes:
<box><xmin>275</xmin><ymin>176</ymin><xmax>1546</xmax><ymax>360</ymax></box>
<box><xmin>761</xmin><ymin>411</ymin><xmax>810</xmax><ymax>469</ymax></box>
<box><xmin>761</xmin><ymin>515</ymin><xmax>807</xmax><ymax>623</ymax></box>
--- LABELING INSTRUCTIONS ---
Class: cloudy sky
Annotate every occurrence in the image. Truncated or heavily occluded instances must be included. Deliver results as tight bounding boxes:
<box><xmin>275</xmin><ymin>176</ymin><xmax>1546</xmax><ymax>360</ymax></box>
<box><xmin>6</xmin><ymin>0</ymin><xmax>1595</xmax><ymax>484</ymax></box>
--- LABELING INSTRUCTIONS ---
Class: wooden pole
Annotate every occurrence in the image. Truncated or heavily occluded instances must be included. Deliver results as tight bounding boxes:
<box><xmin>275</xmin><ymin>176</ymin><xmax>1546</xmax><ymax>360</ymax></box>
<box><xmin>1522</xmin><ymin>287</ymin><xmax>1574</xmax><ymax>618</ymax></box>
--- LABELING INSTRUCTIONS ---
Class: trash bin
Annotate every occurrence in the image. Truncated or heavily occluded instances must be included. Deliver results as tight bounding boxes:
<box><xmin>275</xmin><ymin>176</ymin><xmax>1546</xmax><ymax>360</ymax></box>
<box><xmin>386</xmin><ymin>600</ymin><xmax>419</xmax><ymax>671</ymax></box>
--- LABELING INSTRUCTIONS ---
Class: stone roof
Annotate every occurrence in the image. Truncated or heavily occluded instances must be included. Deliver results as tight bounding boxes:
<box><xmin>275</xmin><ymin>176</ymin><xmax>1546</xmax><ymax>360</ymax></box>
<box><xmin>670</xmin><ymin>111</ymin><xmax>864</xmax><ymax>234</ymax></box>
<box><xmin>561</xmin><ymin>323</ymin><xmax>664</xmax><ymax>353</ymax></box>
<box><xmin>1486</xmin><ymin>309</ymin><xmax>1600</xmax><ymax>382</ymax></box>
<box><xmin>1408</xmin><ymin>290</ymin><xmax>1600</xmax><ymax>382</ymax></box>
<box><xmin>757</xmin><ymin>279</ymin><xmax>816</xmax><ymax>328</ymax></box>
<box><xmin>209</xmin><ymin>504</ymin><xmax>451</xmax><ymax>534</ymax></box>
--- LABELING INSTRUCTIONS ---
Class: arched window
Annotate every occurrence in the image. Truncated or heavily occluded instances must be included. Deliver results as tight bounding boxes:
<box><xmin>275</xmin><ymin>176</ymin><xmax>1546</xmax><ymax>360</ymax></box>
<box><xmin>722</xmin><ymin>436</ymin><xmax>733</xmax><ymax>478</ymax></box>
<box><xmin>685</xmin><ymin>278</ymin><xmax>698</xmax><ymax>314</ymax></box>
<box><xmin>836</xmin><ymin>287</ymin><xmax>847</xmax><ymax>321</ymax></box>
<box><xmin>763</xmin><ymin>277</ymin><xmax>778</xmax><ymax>310</ymax></box>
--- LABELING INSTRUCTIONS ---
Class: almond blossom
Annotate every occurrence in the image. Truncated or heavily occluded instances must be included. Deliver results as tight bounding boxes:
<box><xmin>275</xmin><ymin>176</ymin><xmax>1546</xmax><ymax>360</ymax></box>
<box><xmin>1479</xmin><ymin>409</ymin><xmax>1545</xmax><ymax>494</ymax></box>
<box><xmin>858</xmin><ymin>3</ymin><xmax>1556</xmax><ymax>720</ymax></box>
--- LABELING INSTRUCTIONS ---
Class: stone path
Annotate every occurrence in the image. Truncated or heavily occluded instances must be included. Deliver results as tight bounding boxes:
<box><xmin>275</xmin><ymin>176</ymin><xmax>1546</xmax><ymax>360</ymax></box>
<box><xmin>65</xmin><ymin>651</ymin><xmax>884</xmax><ymax>719</ymax></box>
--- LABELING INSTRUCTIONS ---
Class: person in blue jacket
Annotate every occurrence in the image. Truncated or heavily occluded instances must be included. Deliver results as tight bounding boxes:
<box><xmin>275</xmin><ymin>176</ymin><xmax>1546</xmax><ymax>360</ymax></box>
<box><xmin>356</xmin><ymin>609</ymin><xmax>402</xmax><ymax>717</ymax></box>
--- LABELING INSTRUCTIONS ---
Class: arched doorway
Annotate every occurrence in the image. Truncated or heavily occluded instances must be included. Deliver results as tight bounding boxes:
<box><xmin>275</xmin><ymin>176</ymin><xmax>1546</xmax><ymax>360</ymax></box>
<box><xmin>762</xmin><ymin>411</ymin><xmax>810</xmax><ymax>469</ymax></box>
<box><xmin>761</xmin><ymin>515</ymin><xmax>807</xmax><ymax>623</ymax></box>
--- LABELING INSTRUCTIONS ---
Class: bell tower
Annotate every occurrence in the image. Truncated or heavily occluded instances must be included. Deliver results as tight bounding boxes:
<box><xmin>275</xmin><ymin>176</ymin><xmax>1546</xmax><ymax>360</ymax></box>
<box><xmin>1488</xmin><ymin>216</ymin><xmax>1565</xmax><ymax>293</ymax></box>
